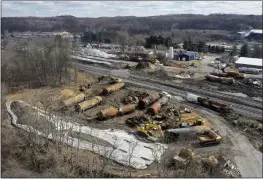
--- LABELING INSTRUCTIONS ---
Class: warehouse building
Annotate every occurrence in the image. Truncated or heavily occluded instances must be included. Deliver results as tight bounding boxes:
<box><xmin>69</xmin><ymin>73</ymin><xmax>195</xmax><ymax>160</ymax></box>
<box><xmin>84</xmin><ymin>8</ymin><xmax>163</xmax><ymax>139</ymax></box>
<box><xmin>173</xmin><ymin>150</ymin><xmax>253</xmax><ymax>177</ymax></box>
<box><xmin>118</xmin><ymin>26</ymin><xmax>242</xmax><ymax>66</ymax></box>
<box><xmin>174</xmin><ymin>50</ymin><xmax>199</xmax><ymax>61</ymax></box>
<box><xmin>235</xmin><ymin>57</ymin><xmax>262</xmax><ymax>69</ymax></box>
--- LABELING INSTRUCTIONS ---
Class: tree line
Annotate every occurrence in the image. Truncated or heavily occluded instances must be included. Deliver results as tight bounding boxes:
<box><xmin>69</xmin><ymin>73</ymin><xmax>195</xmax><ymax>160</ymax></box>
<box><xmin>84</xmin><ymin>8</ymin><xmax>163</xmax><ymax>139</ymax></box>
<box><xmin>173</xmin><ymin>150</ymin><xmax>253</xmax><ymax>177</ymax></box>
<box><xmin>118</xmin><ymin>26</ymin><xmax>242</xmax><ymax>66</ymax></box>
<box><xmin>2</xmin><ymin>14</ymin><xmax>262</xmax><ymax>34</ymax></box>
<box><xmin>239</xmin><ymin>43</ymin><xmax>262</xmax><ymax>58</ymax></box>
<box><xmin>2</xmin><ymin>36</ymin><xmax>72</xmax><ymax>89</ymax></box>
<box><xmin>144</xmin><ymin>35</ymin><xmax>178</xmax><ymax>49</ymax></box>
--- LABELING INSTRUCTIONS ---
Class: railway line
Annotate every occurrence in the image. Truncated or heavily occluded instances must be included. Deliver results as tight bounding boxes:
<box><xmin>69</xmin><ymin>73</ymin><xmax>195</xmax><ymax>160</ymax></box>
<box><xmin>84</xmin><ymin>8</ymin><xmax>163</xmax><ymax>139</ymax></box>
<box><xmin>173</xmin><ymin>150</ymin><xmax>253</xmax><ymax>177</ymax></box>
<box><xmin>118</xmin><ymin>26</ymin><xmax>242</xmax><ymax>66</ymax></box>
<box><xmin>73</xmin><ymin>62</ymin><xmax>262</xmax><ymax>120</ymax></box>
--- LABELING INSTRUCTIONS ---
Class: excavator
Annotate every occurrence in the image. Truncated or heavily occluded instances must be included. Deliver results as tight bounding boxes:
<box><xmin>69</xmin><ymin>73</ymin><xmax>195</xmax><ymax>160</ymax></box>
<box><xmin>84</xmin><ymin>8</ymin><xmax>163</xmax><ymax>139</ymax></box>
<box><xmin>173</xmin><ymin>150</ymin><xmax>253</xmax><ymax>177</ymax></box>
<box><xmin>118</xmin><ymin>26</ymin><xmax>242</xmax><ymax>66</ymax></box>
<box><xmin>198</xmin><ymin>129</ymin><xmax>222</xmax><ymax>146</ymax></box>
<box><xmin>220</xmin><ymin>63</ymin><xmax>246</xmax><ymax>79</ymax></box>
<box><xmin>176</xmin><ymin>108</ymin><xmax>205</xmax><ymax>128</ymax></box>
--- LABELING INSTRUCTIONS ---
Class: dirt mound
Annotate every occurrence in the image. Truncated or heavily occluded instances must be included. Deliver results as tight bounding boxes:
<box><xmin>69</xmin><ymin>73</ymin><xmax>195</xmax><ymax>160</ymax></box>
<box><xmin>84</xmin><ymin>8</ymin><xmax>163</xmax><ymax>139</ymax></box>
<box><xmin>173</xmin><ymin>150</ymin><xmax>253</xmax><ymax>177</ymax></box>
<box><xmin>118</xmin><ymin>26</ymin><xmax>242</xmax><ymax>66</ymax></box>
<box><xmin>135</xmin><ymin>61</ymin><xmax>156</xmax><ymax>70</ymax></box>
<box><xmin>220</xmin><ymin>109</ymin><xmax>240</xmax><ymax>121</ymax></box>
<box><xmin>148</xmin><ymin>66</ymin><xmax>169</xmax><ymax>77</ymax></box>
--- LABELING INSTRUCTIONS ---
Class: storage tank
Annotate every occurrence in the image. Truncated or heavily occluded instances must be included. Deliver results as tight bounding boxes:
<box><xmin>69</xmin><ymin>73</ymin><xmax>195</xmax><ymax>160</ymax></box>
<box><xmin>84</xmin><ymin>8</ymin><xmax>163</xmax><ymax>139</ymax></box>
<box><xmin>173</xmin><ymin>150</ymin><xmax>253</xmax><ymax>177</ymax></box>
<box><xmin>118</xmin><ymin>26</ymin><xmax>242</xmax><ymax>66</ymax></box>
<box><xmin>168</xmin><ymin>46</ymin><xmax>174</xmax><ymax>59</ymax></box>
<box><xmin>186</xmin><ymin>93</ymin><xmax>199</xmax><ymax>103</ymax></box>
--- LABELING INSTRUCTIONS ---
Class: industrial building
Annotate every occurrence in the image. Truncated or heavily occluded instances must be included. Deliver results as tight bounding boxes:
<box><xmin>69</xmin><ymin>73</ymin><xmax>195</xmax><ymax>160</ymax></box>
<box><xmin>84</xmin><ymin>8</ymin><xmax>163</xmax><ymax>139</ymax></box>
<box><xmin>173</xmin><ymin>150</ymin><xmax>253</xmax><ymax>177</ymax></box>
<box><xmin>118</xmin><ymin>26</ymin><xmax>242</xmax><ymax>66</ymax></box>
<box><xmin>234</xmin><ymin>57</ymin><xmax>262</xmax><ymax>69</ymax></box>
<box><xmin>174</xmin><ymin>50</ymin><xmax>198</xmax><ymax>61</ymax></box>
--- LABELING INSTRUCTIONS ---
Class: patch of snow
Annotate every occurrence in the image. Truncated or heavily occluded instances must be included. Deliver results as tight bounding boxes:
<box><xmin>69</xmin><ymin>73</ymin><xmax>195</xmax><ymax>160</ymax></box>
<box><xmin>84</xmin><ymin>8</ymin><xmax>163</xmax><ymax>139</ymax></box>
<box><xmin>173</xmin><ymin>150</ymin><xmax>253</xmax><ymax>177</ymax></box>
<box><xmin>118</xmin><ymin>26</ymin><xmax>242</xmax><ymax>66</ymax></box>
<box><xmin>82</xmin><ymin>48</ymin><xmax>116</xmax><ymax>58</ymax></box>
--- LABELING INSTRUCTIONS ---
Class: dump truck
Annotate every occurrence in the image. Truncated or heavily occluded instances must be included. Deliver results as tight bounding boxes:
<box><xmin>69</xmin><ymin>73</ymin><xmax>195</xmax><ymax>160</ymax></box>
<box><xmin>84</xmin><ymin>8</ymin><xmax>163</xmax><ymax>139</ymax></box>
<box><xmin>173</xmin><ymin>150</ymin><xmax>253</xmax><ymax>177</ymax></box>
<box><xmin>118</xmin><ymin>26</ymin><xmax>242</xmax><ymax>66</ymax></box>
<box><xmin>166</xmin><ymin>126</ymin><xmax>222</xmax><ymax>146</ymax></box>
<box><xmin>198</xmin><ymin>130</ymin><xmax>222</xmax><ymax>146</ymax></box>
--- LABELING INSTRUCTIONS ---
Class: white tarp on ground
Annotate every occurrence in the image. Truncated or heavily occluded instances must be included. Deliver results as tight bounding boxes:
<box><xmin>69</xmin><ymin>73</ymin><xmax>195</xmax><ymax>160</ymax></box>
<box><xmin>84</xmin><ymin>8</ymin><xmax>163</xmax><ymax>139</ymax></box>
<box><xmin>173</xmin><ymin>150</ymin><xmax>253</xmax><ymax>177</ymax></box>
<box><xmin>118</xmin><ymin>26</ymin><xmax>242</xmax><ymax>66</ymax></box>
<box><xmin>6</xmin><ymin>100</ymin><xmax>167</xmax><ymax>169</ymax></box>
<box><xmin>82</xmin><ymin>48</ymin><xmax>116</xmax><ymax>58</ymax></box>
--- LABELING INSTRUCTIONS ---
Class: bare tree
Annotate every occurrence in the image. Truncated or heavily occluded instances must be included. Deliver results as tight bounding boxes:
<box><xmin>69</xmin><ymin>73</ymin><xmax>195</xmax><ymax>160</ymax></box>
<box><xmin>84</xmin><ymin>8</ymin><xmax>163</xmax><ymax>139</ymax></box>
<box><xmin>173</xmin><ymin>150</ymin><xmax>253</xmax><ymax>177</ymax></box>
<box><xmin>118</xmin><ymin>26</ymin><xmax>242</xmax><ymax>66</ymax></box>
<box><xmin>133</xmin><ymin>34</ymin><xmax>145</xmax><ymax>55</ymax></box>
<box><xmin>117</xmin><ymin>31</ymin><xmax>129</xmax><ymax>53</ymax></box>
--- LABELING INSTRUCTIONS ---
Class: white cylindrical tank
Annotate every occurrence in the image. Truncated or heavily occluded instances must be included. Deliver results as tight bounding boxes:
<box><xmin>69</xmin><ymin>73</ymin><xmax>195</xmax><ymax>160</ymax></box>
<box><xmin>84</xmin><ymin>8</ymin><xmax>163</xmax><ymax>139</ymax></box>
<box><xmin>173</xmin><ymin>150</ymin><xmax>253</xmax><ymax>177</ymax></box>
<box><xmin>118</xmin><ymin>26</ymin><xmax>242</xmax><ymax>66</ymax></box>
<box><xmin>169</xmin><ymin>46</ymin><xmax>174</xmax><ymax>59</ymax></box>
<box><xmin>186</xmin><ymin>93</ymin><xmax>199</xmax><ymax>103</ymax></box>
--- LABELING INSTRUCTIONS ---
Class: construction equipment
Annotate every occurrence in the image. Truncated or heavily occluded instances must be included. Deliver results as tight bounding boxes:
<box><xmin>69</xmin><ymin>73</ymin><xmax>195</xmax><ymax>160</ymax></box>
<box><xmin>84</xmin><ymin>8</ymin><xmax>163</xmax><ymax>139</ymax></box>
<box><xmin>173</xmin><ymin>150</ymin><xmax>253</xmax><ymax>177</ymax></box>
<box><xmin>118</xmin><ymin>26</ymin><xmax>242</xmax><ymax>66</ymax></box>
<box><xmin>198</xmin><ymin>129</ymin><xmax>222</xmax><ymax>146</ymax></box>
<box><xmin>166</xmin><ymin>125</ymin><xmax>222</xmax><ymax>146</ymax></box>
<box><xmin>125</xmin><ymin>116</ymin><xmax>150</xmax><ymax>128</ymax></box>
<box><xmin>221</xmin><ymin>63</ymin><xmax>238</xmax><ymax>73</ymax></box>
<box><xmin>173</xmin><ymin>107</ymin><xmax>205</xmax><ymax>128</ymax></box>
<box><xmin>120</xmin><ymin>54</ymin><xmax>130</xmax><ymax>60</ymax></box>
<box><xmin>220</xmin><ymin>63</ymin><xmax>246</xmax><ymax>79</ymax></box>
<box><xmin>130</xmin><ymin>56</ymin><xmax>142</xmax><ymax>62</ymax></box>
<box><xmin>176</xmin><ymin>115</ymin><xmax>205</xmax><ymax>128</ymax></box>
<box><xmin>137</xmin><ymin>122</ymin><xmax>164</xmax><ymax>139</ymax></box>
<box><xmin>109</xmin><ymin>77</ymin><xmax>123</xmax><ymax>84</ymax></box>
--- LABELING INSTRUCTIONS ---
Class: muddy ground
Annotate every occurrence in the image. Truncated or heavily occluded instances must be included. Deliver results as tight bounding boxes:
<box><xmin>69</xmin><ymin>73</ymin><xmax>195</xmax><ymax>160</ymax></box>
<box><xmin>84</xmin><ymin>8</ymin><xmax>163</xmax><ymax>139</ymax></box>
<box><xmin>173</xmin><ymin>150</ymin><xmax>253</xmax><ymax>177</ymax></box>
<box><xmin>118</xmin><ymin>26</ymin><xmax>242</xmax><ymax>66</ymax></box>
<box><xmin>2</xmin><ymin>70</ymin><xmax>261</xmax><ymax>178</ymax></box>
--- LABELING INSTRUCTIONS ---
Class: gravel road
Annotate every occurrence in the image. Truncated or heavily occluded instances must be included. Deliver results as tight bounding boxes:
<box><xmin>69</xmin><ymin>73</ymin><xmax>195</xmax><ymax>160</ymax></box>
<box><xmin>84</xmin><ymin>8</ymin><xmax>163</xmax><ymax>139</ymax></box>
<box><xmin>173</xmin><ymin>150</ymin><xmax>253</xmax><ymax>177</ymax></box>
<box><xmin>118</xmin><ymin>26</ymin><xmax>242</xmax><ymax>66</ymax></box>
<box><xmin>196</xmin><ymin>106</ymin><xmax>262</xmax><ymax>178</ymax></box>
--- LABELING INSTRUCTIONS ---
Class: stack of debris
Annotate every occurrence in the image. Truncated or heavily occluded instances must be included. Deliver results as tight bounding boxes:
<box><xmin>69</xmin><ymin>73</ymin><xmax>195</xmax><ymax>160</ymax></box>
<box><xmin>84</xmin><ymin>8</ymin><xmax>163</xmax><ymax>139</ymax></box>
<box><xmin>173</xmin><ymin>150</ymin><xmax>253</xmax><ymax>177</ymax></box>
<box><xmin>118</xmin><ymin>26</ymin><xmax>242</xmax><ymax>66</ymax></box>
<box><xmin>172</xmin><ymin>148</ymin><xmax>194</xmax><ymax>168</ymax></box>
<box><xmin>202</xmin><ymin>155</ymin><xmax>241</xmax><ymax>177</ymax></box>
<box><xmin>121</xmin><ymin>90</ymin><xmax>148</xmax><ymax>104</ymax></box>
<box><xmin>175</xmin><ymin>71</ymin><xmax>195</xmax><ymax>79</ymax></box>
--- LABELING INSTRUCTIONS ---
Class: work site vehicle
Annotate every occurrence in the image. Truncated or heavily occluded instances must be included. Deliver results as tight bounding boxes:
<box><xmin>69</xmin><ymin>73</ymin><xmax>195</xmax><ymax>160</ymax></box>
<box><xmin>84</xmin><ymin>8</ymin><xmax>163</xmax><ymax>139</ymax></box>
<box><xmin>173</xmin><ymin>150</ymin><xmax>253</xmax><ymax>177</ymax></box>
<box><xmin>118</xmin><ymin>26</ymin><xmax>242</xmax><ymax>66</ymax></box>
<box><xmin>130</xmin><ymin>55</ymin><xmax>143</xmax><ymax>62</ymax></box>
<box><xmin>176</xmin><ymin>117</ymin><xmax>205</xmax><ymax>128</ymax></box>
<box><xmin>177</xmin><ymin>108</ymin><xmax>205</xmax><ymax>128</ymax></box>
<box><xmin>137</xmin><ymin>123</ymin><xmax>163</xmax><ymax>141</ymax></box>
<box><xmin>198</xmin><ymin>130</ymin><xmax>222</xmax><ymax>146</ymax></box>
<box><xmin>119</xmin><ymin>54</ymin><xmax>130</xmax><ymax>60</ymax></box>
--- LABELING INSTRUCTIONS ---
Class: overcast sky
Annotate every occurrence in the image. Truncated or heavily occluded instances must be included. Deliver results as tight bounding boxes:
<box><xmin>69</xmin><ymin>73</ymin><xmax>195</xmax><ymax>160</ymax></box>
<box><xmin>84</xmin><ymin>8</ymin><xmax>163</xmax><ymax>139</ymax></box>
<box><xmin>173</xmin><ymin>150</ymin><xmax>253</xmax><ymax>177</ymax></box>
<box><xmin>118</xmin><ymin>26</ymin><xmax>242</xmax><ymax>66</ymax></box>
<box><xmin>2</xmin><ymin>1</ymin><xmax>262</xmax><ymax>17</ymax></box>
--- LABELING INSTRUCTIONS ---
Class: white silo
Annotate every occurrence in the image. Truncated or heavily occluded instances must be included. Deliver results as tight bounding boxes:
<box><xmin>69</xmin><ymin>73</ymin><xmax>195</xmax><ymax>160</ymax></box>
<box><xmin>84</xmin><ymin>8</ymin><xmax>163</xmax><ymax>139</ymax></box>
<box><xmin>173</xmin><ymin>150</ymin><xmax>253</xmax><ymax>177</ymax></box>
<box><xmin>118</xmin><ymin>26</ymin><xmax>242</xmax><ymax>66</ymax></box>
<box><xmin>169</xmin><ymin>46</ymin><xmax>174</xmax><ymax>59</ymax></box>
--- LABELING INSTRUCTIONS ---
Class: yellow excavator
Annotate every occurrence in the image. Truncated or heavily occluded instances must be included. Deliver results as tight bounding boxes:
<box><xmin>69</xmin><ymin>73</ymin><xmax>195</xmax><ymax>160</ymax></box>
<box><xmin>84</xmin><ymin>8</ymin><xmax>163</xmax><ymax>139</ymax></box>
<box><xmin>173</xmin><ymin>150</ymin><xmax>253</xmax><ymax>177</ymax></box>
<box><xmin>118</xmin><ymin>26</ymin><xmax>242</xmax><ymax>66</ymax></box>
<box><xmin>198</xmin><ymin>129</ymin><xmax>222</xmax><ymax>146</ymax></box>
<box><xmin>176</xmin><ymin>108</ymin><xmax>205</xmax><ymax>128</ymax></box>
<box><xmin>221</xmin><ymin>63</ymin><xmax>246</xmax><ymax>79</ymax></box>
<box><xmin>137</xmin><ymin>122</ymin><xmax>164</xmax><ymax>138</ymax></box>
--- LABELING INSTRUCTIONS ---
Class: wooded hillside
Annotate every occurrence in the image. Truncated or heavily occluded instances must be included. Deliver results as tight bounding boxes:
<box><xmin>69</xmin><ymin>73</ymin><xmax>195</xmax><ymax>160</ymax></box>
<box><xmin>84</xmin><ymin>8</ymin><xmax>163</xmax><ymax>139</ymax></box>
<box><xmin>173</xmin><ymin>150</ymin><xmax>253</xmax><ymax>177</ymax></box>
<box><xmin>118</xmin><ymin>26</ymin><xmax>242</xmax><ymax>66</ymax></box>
<box><xmin>2</xmin><ymin>14</ymin><xmax>262</xmax><ymax>33</ymax></box>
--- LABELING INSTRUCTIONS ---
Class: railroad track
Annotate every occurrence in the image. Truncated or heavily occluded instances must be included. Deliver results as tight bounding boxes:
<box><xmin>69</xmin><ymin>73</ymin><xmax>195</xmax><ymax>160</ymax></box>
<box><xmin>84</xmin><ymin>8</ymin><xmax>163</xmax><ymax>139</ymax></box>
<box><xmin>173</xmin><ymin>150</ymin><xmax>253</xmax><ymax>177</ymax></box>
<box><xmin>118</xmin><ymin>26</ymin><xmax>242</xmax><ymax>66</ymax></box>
<box><xmin>73</xmin><ymin>55</ymin><xmax>262</xmax><ymax>110</ymax></box>
<box><xmin>129</xmin><ymin>75</ymin><xmax>262</xmax><ymax>110</ymax></box>
<box><xmin>73</xmin><ymin>62</ymin><xmax>262</xmax><ymax>120</ymax></box>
